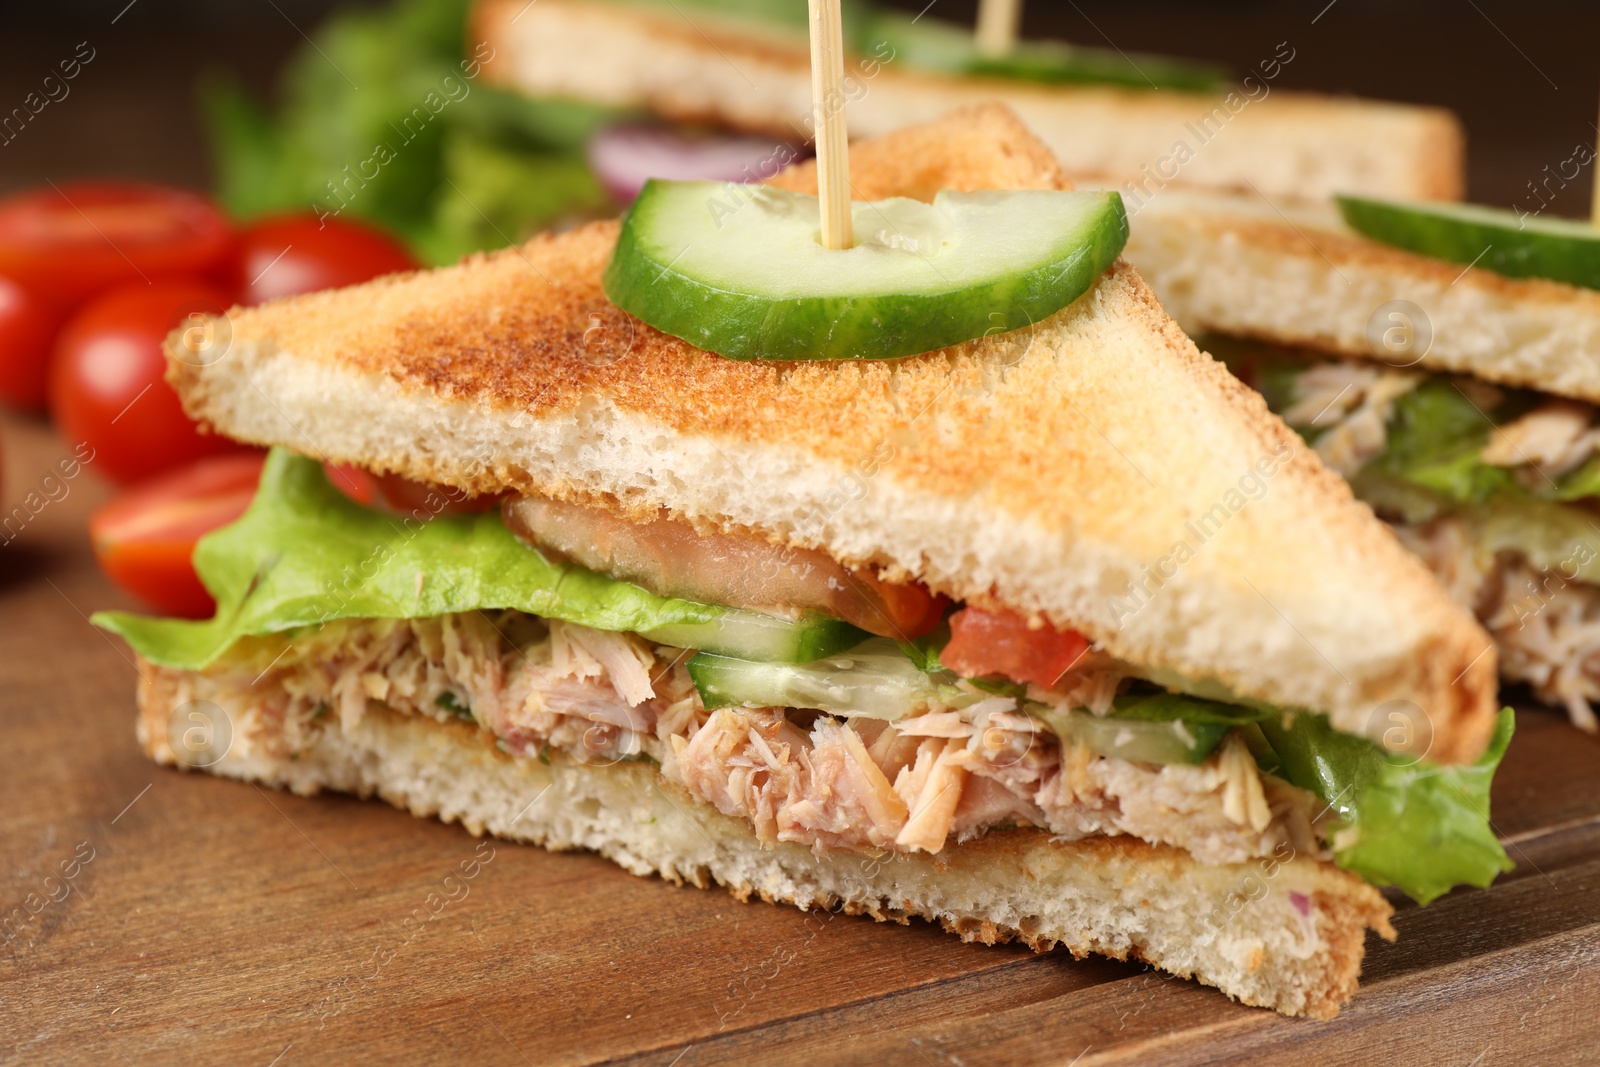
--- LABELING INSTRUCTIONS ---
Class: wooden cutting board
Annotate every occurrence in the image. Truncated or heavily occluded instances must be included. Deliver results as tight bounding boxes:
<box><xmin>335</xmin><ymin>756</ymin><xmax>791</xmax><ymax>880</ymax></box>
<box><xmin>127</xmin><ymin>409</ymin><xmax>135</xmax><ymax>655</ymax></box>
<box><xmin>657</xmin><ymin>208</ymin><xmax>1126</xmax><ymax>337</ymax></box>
<box><xmin>3</xmin><ymin>410</ymin><xmax>1598</xmax><ymax>1066</ymax></box>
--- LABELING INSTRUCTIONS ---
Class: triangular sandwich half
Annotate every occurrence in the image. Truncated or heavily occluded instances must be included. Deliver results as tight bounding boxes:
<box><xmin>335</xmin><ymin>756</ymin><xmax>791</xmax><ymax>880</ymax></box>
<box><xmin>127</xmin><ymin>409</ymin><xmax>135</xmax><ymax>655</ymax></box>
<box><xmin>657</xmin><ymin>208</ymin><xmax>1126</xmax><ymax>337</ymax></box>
<box><xmin>98</xmin><ymin>106</ymin><xmax>1511</xmax><ymax>1019</ymax></box>
<box><xmin>1115</xmin><ymin>182</ymin><xmax>1600</xmax><ymax>730</ymax></box>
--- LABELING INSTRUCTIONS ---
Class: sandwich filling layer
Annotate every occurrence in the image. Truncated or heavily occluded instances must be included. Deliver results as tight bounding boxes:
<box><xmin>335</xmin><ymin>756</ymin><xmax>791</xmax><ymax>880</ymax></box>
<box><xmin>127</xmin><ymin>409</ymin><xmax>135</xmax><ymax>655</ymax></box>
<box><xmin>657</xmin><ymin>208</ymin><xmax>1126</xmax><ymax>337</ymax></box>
<box><xmin>1230</xmin><ymin>341</ymin><xmax>1600</xmax><ymax>731</ymax></box>
<box><xmin>95</xmin><ymin>449</ymin><xmax>1513</xmax><ymax>906</ymax></box>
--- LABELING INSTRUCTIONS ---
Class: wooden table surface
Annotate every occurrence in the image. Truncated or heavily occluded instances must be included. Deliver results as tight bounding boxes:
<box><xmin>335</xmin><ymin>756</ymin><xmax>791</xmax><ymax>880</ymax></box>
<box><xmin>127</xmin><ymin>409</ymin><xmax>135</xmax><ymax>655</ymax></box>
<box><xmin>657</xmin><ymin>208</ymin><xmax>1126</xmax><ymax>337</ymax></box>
<box><xmin>6</xmin><ymin>4</ymin><xmax>1600</xmax><ymax>1064</ymax></box>
<box><xmin>4</xmin><ymin>409</ymin><xmax>1600</xmax><ymax>1066</ymax></box>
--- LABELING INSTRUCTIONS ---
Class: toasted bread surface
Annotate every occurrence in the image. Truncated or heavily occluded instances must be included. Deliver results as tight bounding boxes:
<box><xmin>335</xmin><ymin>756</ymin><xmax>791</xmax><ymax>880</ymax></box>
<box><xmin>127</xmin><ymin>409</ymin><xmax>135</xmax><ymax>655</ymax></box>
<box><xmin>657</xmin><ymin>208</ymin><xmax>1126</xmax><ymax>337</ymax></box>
<box><xmin>472</xmin><ymin>0</ymin><xmax>1463</xmax><ymax>202</ymax></box>
<box><xmin>138</xmin><ymin>658</ymin><xmax>1396</xmax><ymax>1019</ymax></box>
<box><xmin>167</xmin><ymin>107</ymin><xmax>1497</xmax><ymax>763</ymax></box>
<box><xmin>1111</xmin><ymin>186</ymin><xmax>1600</xmax><ymax>403</ymax></box>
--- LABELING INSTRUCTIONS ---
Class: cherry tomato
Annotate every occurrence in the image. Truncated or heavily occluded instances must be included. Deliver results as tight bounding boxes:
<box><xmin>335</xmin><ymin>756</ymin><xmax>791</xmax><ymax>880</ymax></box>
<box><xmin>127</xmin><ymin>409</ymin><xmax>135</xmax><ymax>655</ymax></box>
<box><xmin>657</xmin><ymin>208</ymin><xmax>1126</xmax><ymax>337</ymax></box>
<box><xmin>939</xmin><ymin>606</ymin><xmax>1091</xmax><ymax>689</ymax></box>
<box><xmin>89</xmin><ymin>453</ymin><xmax>266</xmax><ymax>618</ymax></box>
<box><xmin>50</xmin><ymin>279</ymin><xmax>245</xmax><ymax>485</ymax></box>
<box><xmin>0</xmin><ymin>183</ymin><xmax>235</xmax><ymax>307</ymax></box>
<box><xmin>237</xmin><ymin>214</ymin><xmax>418</xmax><ymax>305</ymax></box>
<box><xmin>0</xmin><ymin>275</ymin><xmax>63</xmax><ymax>409</ymax></box>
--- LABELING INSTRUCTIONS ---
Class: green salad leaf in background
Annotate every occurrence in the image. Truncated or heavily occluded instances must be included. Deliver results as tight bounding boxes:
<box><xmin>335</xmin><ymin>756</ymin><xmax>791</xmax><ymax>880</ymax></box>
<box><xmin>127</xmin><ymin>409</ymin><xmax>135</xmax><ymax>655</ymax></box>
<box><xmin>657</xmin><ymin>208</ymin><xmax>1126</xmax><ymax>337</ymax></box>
<box><xmin>201</xmin><ymin>0</ymin><xmax>617</xmax><ymax>264</ymax></box>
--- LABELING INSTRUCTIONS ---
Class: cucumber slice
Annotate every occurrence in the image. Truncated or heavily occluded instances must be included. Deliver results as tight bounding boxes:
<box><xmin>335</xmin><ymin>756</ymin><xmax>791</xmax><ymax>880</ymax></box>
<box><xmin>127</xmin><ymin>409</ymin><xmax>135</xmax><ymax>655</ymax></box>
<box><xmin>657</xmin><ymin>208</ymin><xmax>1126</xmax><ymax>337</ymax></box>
<box><xmin>865</xmin><ymin>11</ymin><xmax>1228</xmax><ymax>92</ymax></box>
<box><xmin>1337</xmin><ymin>195</ymin><xmax>1600</xmax><ymax>291</ymax></box>
<box><xmin>688</xmin><ymin>637</ymin><xmax>979</xmax><ymax>718</ymax></box>
<box><xmin>603</xmin><ymin>180</ymin><xmax>1127</xmax><ymax>361</ymax></box>
<box><xmin>689</xmin><ymin>638</ymin><xmax>1268</xmax><ymax>766</ymax></box>
<box><xmin>1039</xmin><ymin>708</ymin><xmax>1227</xmax><ymax>765</ymax></box>
<box><xmin>645</xmin><ymin>610</ymin><xmax>863</xmax><ymax>664</ymax></box>
<box><xmin>1038</xmin><ymin>691</ymin><xmax>1267</xmax><ymax>765</ymax></box>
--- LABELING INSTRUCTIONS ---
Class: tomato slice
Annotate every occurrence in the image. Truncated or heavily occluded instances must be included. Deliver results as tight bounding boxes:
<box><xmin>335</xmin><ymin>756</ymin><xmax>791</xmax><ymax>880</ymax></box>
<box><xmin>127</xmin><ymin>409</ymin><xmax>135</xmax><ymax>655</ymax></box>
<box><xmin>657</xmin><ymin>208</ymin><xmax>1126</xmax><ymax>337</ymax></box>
<box><xmin>237</xmin><ymin>214</ymin><xmax>419</xmax><ymax>306</ymax></box>
<box><xmin>90</xmin><ymin>453</ymin><xmax>266</xmax><ymax>618</ymax></box>
<box><xmin>0</xmin><ymin>183</ymin><xmax>235</xmax><ymax>307</ymax></box>
<box><xmin>320</xmin><ymin>460</ymin><xmax>496</xmax><ymax>517</ymax></box>
<box><xmin>323</xmin><ymin>462</ymin><xmax>379</xmax><ymax>507</ymax></box>
<box><xmin>939</xmin><ymin>606</ymin><xmax>1091</xmax><ymax>689</ymax></box>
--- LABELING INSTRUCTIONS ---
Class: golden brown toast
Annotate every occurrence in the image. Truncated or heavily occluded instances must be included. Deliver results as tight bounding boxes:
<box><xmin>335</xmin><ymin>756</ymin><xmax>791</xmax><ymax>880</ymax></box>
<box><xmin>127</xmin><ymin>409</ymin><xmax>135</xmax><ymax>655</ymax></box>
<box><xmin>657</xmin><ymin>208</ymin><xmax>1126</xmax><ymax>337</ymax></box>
<box><xmin>1109</xmin><ymin>186</ymin><xmax>1600</xmax><ymax>402</ymax></box>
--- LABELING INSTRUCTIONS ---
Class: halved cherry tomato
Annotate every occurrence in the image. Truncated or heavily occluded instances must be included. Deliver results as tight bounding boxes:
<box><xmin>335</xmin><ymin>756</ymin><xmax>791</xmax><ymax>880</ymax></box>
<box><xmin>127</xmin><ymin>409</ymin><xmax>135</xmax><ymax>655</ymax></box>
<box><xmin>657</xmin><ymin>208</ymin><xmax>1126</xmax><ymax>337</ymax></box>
<box><xmin>49</xmin><ymin>279</ymin><xmax>245</xmax><ymax>485</ymax></box>
<box><xmin>939</xmin><ymin>606</ymin><xmax>1091</xmax><ymax>689</ymax></box>
<box><xmin>0</xmin><ymin>183</ymin><xmax>235</xmax><ymax>307</ymax></box>
<box><xmin>89</xmin><ymin>453</ymin><xmax>266</xmax><ymax>618</ymax></box>
<box><xmin>237</xmin><ymin>214</ymin><xmax>418</xmax><ymax>306</ymax></box>
<box><xmin>0</xmin><ymin>275</ymin><xmax>63</xmax><ymax>409</ymax></box>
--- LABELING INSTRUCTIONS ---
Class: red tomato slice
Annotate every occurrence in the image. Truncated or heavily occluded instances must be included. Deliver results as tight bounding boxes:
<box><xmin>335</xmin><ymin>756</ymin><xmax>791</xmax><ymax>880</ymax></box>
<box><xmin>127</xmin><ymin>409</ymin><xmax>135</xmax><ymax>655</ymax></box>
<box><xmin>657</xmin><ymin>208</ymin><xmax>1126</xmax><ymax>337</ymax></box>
<box><xmin>371</xmin><ymin>471</ymin><xmax>501</xmax><ymax>517</ymax></box>
<box><xmin>939</xmin><ymin>606</ymin><xmax>1091</xmax><ymax>689</ymax></box>
<box><xmin>323</xmin><ymin>462</ymin><xmax>379</xmax><ymax>507</ymax></box>
<box><xmin>0</xmin><ymin>183</ymin><xmax>235</xmax><ymax>307</ymax></box>
<box><xmin>320</xmin><ymin>461</ymin><xmax>495</xmax><ymax>517</ymax></box>
<box><xmin>90</xmin><ymin>453</ymin><xmax>266</xmax><ymax>618</ymax></box>
<box><xmin>237</xmin><ymin>214</ymin><xmax>419</xmax><ymax>306</ymax></box>
<box><xmin>0</xmin><ymin>275</ymin><xmax>63</xmax><ymax>409</ymax></box>
<box><xmin>49</xmin><ymin>279</ymin><xmax>247</xmax><ymax>485</ymax></box>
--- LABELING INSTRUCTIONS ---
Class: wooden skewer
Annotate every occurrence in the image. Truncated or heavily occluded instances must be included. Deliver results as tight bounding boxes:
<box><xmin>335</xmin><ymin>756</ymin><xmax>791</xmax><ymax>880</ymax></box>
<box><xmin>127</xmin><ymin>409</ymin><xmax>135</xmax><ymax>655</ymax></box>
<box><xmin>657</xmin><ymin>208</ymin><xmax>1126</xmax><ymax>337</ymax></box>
<box><xmin>975</xmin><ymin>0</ymin><xmax>1023</xmax><ymax>59</ymax></box>
<box><xmin>1592</xmin><ymin>94</ymin><xmax>1600</xmax><ymax>226</ymax></box>
<box><xmin>808</xmin><ymin>0</ymin><xmax>852</xmax><ymax>250</ymax></box>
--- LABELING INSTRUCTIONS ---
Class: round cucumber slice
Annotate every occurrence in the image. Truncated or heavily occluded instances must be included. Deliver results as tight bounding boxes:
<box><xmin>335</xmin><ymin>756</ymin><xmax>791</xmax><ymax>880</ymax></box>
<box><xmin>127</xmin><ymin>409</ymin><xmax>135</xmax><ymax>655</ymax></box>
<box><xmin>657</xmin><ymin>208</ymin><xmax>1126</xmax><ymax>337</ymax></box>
<box><xmin>603</xmin><ymin>180</ymin><xmax>1128</xmax><ymax>361</ymax></box>
<box><xmin>864</xmin><ymin>11</ymin><xmax>1228</xmax><ymax>91</ymax></box>
<box><xmin>644</xmin><ymin>610</ymin><xmax>863</xmax><ymax>664</ymax></box>
<box><xmin>1337</xmin><ymin>195</ymin><xmax>1600</xmax><ymax>291</ymax></box>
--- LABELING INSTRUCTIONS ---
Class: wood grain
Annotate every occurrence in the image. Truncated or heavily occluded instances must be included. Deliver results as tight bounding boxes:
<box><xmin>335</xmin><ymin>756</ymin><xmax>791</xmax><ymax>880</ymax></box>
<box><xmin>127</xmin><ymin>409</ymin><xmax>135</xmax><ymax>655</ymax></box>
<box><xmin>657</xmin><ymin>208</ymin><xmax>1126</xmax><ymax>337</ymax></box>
<box><xmin>4</xmin><ymin>407</ymin><xmax>1600</xmax><ymax>1066</ymax></box>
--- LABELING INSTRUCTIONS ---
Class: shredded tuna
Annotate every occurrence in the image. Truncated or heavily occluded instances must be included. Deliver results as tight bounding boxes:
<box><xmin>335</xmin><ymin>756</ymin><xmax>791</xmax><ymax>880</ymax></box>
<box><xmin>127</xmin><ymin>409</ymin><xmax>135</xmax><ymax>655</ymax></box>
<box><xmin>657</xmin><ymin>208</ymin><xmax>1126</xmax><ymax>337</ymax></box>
<box><xmin>1480</xmin><ymin>399</ymin><xmax>1600</xmax><ymax>477</ymax></box>
<box><xmin>1280</xmin><ymin>362</ymin><xmax>1423</xmax><ymax>477</ymax></box>
<box><xmin>204</xmin><ymin>611</ymin><xmax>1326</xmax><ymax>863</ymax></box>
<box><xmin>1393</xmin><ymin>516</ymin><xmax>1600</xmax><ymax>731</ymax></box>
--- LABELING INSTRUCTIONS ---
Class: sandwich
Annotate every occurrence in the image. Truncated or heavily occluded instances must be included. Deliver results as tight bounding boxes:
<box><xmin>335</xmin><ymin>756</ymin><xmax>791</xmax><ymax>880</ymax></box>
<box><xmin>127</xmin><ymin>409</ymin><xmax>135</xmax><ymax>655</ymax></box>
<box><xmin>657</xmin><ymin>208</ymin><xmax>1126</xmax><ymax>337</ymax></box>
<box><xmin>471</xmin><ymin>0</ymin><xmax>1464</xmax><ymax>203</ymax></box>
<box><xmin>1115</xmin><ymin>180</ymin><xmax>1600</xmax><ymax>731</ymax></box>
<box><xmin>94</xmin><ymin>106</ymin><xmax>1512</xmax><ymax>1018</ymax></box>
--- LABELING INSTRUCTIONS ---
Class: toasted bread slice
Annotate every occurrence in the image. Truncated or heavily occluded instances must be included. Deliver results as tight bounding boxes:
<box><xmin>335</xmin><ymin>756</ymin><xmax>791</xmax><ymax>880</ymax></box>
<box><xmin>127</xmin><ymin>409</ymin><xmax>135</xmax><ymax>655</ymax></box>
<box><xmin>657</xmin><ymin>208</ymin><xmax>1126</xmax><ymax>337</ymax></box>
<box><xmin>471</xmin><ymin>0</ymin><xmax>1463</xmax><ymax>202</ymax></box>
<box><xmin>1110</xmin><ymin>186</ymin><xmax>1600</xmax><ymax>403</ymax></box>
<box><xmin>136</xmin><ymin>658</ymin><xmax>1396</xmax><ymax>1019</ymax></box>
<box><xmin>168</xmin><ymin>105</ymin><xmax>1497</xmax><ymax>762</ymax></box>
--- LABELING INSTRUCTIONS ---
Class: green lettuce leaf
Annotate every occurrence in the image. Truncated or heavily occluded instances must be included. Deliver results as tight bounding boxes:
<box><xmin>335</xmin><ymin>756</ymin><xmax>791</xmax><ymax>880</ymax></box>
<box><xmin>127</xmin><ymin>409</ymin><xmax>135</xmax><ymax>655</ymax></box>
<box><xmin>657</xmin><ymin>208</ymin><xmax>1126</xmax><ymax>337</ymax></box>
<box><xmin>93</xmin><ymin>450</ymin><xmax>735</xmax><ymax>671</ymax></box>
<box><xmin>1366</xmin><ymin>379</ymin><xmax>1520</xmax><ymax>504</ymax></box>
<box><xmin>200</xmin><ymin>0</ymin><xmax>620</xmax><ymax>263</ymax></box>
<box><xmin>415</xmin><ymin>129</ymin><xmax>611</xmax><ymax>266</ymax></box>
<box><xmin>1256</xmin><ymin>709</ymin><xmax>1515</xmax><ymax>904</ymax></box>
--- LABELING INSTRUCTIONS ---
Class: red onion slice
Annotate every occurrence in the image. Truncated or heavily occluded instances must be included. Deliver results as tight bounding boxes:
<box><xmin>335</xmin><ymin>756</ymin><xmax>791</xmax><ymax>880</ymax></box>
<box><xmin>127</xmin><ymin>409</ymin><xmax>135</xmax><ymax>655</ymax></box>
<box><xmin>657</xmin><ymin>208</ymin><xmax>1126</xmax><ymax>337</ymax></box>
<box><xmin>587</xmin><ymin>122</ymin><xmax>806</xmax><ymax>204</ymax></box>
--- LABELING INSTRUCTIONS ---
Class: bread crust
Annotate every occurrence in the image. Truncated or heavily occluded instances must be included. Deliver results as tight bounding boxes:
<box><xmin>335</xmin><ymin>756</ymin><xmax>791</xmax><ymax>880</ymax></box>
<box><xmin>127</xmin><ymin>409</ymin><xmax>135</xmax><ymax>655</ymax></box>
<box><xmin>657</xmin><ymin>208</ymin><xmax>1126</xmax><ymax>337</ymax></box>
<box><xmin>471</xmin><ymin>0</ymin><xmax>1464</xmax><ymax>202</ymax></box>
<box><xmin>1117</xmin><ymin>187</ymin><xmax>1600</xmax><ymax>404</ymax></box>
<box><xmin>137</xmin><ymin>658</ymin><xmax>1396</xmax><ymax>1019</ymax></box>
